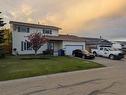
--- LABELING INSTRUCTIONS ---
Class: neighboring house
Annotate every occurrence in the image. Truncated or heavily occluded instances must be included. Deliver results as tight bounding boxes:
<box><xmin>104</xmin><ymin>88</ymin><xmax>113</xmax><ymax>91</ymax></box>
<box><xmin>112</xmin><ymin>41</ymin><xmax>126</xmax><ymax>54</ymax></box>
<box><xmin>113</xmin><ymin>41</ymin><xmax>126</xmax><ymax>49</ymax></box>
<box><xmin>10</xmin><ymin>21</ymin><xmax>85</xmax><ymax>55</ymax></box>
<box><xmin>83</xmin><ymin>37</ymin><xmax>112</xmax><ymax>51</ymax></box>
<box><xmin>112</xmin><ymin>41</ymin><xmax>126</xmax><ymax>53</ymax></box>
<box><xmin>112</xmin><ymin>42</ymin><xmax>122</xmax><ymax>49</ymax></box>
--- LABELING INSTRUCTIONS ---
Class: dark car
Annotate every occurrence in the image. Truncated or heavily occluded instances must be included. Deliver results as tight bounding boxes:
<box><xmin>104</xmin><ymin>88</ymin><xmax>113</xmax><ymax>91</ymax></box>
<box><xmin>72</xmin><ymin>49</ymin><xmax>95</xmax><ymax>59</ymax></box>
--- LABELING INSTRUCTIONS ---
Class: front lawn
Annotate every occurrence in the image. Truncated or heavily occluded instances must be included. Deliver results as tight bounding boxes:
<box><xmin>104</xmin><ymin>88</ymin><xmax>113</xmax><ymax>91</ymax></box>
<box><xmin>0</xmin><ymin>56</ymin><xmax>104</xmax><ymax>81</ymax></box>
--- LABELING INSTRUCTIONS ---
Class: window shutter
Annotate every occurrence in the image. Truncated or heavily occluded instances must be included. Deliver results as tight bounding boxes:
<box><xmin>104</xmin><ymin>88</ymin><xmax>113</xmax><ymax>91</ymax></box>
<box><xmin>24</xmin><ymin>42</ymin><xmax>27</xmax><ymax>50</ymax></box>
<box><xmin>21</xmin><ymin>41</ymin><xmax>24</xmax><ymax>51</ymax></box>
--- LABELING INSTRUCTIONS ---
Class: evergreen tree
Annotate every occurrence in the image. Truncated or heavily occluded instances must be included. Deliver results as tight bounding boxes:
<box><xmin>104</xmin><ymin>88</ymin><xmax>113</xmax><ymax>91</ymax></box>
<box><xmin>0</xmin><ymin>30</ymin><xmax>4</xmax><ymax>44</ymax></box>
<box><xmin>0</xmin><ymin>12</ymin><xmax>6</xmax><ymax>44</ymax></box>
<box><xmin>0</xmin><ymin>12</ymin><xmax>6</xmax><ymax>58</ymax></box>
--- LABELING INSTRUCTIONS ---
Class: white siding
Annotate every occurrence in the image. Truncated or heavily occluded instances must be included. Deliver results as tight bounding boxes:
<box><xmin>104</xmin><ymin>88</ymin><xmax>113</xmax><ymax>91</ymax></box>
<box><xmin>12</xmin><ymin>30</ymin><xmax>48</xmax><ymax>54</ymax></box>
<box><xmin>54</xmin><ymin>41</ymin><xmax>63</xmax><ymax>51</ymax></box>
<box><xmin>51</xmin><ymin>30</ymin><xmax>59</xmax><ymax>36</ymax></box>
<box><xmin>11</xmin><ymin>24</ymin><xmax>59</xmax><ymax>55</ymax></box>
<box><xmin>11</xmin><ymin>23</ymin><xmax>85</xmax><ymax>55</ymax></box>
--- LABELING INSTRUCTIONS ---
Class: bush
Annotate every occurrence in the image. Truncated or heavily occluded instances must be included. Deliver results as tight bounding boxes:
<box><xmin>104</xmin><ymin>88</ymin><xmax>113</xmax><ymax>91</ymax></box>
<box><xmin>0</xmin><ymin>47</ymin><xmax>5</xmax><ymax>58</ymax></box>
<box><xmin>43</xmin><ymin>49</ymin><xmax>54</xmax><ymax>55</ymax></box>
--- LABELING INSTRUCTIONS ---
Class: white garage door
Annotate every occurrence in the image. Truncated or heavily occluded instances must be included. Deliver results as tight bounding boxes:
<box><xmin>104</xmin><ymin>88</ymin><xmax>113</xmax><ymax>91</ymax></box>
<box><xmin>65</xmin><ymin>45</ymin><xmax>83</xmax><ymax>55</ymax></box>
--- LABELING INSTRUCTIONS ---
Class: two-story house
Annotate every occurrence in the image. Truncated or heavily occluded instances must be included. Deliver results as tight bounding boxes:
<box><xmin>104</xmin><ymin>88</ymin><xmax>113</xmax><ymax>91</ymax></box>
<box><xmin>10</xmin><ymin>21</ymin><xmax>85</xmax><ymax>55</ymax></box>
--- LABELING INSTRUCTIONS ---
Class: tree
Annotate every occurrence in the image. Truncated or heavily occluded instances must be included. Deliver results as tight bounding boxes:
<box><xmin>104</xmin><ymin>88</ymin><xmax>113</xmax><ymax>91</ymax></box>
<box><xmin>0</xmin><ymin>29</ymin><xmax>4</xmax><ymax>44</ymax></box>
<box><xmin>4</xmin><ymin>29</ymin><xmax>12</xmax><ymax>44</ymax></box>
<box><xmin>4</xmin><ymin>29</ymin><xmax>12</xmax><ymax>54</ymax></box>
<box><xmin>27</xmin><ymin>32</ymin><xmax>48</xmax><ymax>55</ymax></box>
<box><xmin>0</xmin><ymin>12</ymin><xmax>6</xmax><ymax>44</ymax></box>
<box><xmin>0</xmin><ymin>12</ymin><xmax>6</xmax><ymax>27</ymax></box>
<box><xmin>0</xmin><ymin>12</ymin><xmax>6</xmax><ymax>58</ymax></box>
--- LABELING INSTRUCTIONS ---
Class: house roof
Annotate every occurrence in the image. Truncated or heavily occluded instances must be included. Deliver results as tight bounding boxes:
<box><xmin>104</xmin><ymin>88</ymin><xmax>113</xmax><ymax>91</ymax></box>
<box><xmin>45</xmin><ymin>35</ymin><xmax>86</xmax><ymax>42</ymax></box>
<box><xmin>83</xmin><ymin>37</ymin><xmax>112</xmax><ymax>46</ymax></box>
<box><xmin>9</xmin><ymin>21</ymin><xmax>61</xmax><ymax>30</ymax></box>
<box><xmin>115</xmin><ymin>41</ymin><xmax>126</xmax><ymax>45</ymax></box>
<box><xmin>45</xmin><ymin>35</ymin><xmax>112</xmax><ymax>45</ymax></box>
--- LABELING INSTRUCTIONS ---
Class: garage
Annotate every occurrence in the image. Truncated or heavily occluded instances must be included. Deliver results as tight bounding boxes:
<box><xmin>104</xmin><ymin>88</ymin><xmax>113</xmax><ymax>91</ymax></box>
<box><xmin>65</xmin><ymin>45</ymin><xmax>83</xmax><ymax>55</ymax></box>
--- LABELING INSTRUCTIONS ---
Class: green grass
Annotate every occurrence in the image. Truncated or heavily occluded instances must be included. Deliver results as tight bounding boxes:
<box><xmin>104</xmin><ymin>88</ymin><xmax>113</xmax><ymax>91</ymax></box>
<box><xmin>0</xmin><ymin>56</ymin><xmax>104</xmax><ymax>81</ymax></box>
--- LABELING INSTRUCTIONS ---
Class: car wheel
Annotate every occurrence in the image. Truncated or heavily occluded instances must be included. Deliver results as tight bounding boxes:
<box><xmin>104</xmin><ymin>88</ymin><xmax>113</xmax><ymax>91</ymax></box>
<box><xmin>93</xmin><ymin>52</ymin><xmax>97</xmax><ymax>56</ymax></box>
<box><xmin>82</xmin><ymin>55</ymin><xmax>85</xmax><ymax>59</ymax></box>
<box><xmin>109</xmin><ymin>54</ymin><xmax>115</xmax><ymax>60</ymax></box>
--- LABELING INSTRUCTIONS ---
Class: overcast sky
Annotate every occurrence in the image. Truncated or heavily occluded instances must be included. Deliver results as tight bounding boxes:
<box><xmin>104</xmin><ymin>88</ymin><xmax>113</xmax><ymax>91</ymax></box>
<box><xmin>0</xmin><ymin>0</ymin><xmax>126</xmax><ymax>41</ymax></box>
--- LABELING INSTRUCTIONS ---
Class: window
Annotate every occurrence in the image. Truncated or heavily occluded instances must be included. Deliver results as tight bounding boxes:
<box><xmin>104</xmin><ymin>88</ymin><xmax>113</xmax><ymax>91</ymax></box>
<box><xmin>100</xmin><ymin>48</ymin><xmax>103</xmax><ymax>50</ymax></box>
<box><xmin>104</xmin><ymin>48</ymin><xmax>109</xmax><ymax>51</ymax></box>
<box><xmin>18</xmin><ymin>26</ymin><xmax>30</xmax><ymax>33</ymax></box>
<box><xmin>21</xmin><ymin>41</ymin><xmax>32</xmax><ymax>51</ymax></box>
<box><xmin>43</xmin><ymin>29</ymin><xmax>52</xmax><ymax>34</ymax></box>
<box><xmin>27</xmin><ymin>42</ymin><xmax>32</xmax><ymax>50</ymax></box>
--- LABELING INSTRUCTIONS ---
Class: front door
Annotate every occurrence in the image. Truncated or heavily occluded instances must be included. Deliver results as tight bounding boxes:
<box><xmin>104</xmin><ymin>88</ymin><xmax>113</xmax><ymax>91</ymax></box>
<box><xmin>98</xmin><ymin>47</ymin><xmax>104</xmax><ymax>56</ymax></box>
<box><xmin>103</xmin><ymin>48</ymin><xmax>109</xmax><ymax>57</ymax></box>
<box><xmin>47</xmin><ymin>42</ymin><xmax>54</xmax><ymax>50</ymax></box>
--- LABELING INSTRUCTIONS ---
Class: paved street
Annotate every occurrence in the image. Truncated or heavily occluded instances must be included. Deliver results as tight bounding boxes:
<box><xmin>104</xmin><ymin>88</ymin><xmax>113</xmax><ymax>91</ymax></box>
<box><xmin>0</xmin><ymin>57</ymin><xmax>126</xmax><ymax>95</ymax></box>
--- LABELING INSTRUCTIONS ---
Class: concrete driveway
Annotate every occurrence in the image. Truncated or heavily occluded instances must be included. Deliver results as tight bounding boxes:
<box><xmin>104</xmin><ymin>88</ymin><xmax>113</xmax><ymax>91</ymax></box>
<box><xmin>0</xmin><ymin>57</ymin><xmax>126</xmax><ymax>95</ymax></box>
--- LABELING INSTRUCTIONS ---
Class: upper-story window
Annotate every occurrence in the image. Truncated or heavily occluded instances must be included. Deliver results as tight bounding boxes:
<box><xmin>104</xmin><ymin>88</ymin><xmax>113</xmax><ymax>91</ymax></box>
<box><xmin>17</xmin><ymin>26</ymin><xmax>29</xmax><ymax>33</ymax></box>
<box><xmin>43</xmin><ymin>29</ymin><xmax>52</xmax><ymax>34</ymax></box>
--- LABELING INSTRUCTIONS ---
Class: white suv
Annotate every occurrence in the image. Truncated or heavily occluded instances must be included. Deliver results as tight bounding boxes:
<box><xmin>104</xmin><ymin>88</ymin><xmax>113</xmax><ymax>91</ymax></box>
<box><xmin>92</xmin><ymin>47</ymin><xmax>124</xmax><ymax>60</ymax></box>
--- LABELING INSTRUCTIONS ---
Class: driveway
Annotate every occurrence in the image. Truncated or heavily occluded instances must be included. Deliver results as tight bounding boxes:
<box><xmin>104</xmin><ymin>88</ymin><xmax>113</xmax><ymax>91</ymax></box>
<box><xmin>93</xmin><ymin>56</ymin><xmax>126</xmax><ymax>67</ymax></box>
<box><xmin>0</xmin><ymin>57</ymin><xmax>126</xmax><ymax>95</ymax></box>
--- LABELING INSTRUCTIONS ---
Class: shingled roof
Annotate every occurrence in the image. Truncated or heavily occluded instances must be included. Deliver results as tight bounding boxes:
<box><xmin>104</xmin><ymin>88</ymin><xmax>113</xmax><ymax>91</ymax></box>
<box><xmin>45</xmin><ymin>35</ymin><xmax>112</xmax><ymax>45</ymax></box>
<box><xmin>45</xmin><ymin>35</ymin><xmax>86</xmax><ymax>42</ymax></box>
<box><xmin>83</xmin><ymin>37</ymin><xmax>112</xmax><ymax>46</ymax></box>
<box><xmin>9</xmin><ymin>21</ymin><xmax>61</xmax><ymax>30</ymax></box>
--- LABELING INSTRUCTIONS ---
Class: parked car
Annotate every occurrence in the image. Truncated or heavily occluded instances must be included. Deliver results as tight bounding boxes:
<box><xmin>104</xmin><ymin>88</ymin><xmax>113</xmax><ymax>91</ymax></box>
<box><xmin>72</xmin><ymin>49</ymin><xmax>95</xmax><ymax>59</ymax></box>
<box><xmin>91</xmin><ymin>46</ymin><xmax>124</xmax><ymax>60</ymax></box>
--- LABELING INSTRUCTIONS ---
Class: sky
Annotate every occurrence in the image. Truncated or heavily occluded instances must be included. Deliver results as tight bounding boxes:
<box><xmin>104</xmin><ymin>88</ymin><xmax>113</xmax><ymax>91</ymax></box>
<box><xmin>0</xmin><ymin>0</ymin><xmax>126</xmax><ymax>41</ymax></box>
